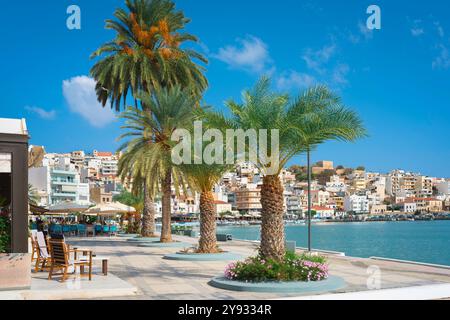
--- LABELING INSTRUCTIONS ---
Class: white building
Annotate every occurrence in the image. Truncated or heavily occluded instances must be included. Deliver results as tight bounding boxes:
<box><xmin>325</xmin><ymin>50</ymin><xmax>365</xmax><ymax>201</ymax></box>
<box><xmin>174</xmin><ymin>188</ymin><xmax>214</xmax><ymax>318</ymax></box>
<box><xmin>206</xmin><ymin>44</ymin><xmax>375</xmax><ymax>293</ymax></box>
<box><xmin>312</xmin><ymin>206</ymin><xmax>335</xmax><ymax>219</ymax></box>
<box><xmin>325</xmin><ymin>175</ymin><xmax>347</xmax><ymax>193</ymax></box>
<box><xmin>344</xmin><ymin>194</ymin><xmax>369</xmax><ymax>214</ymax></box>
<box><xmin>29</xmin><ymin>162</ymin><xmax>90</xmax><ymax>206</ymax></box>
<box><xmin>100</xmin><ymin>160</ymin><xmax>118</xmax><ymax>176</ymax></box>
<box><xmin>399</xmin><ymin>201</ymin><xmax>417</xmax><ymax>213</ymax></box>
<box><xmin>437</xmin><ymin>180</ymin><xmax>450</xmax><ymax>195</ymax></box>
<box><xmin>284</xmin><ymin>191</ymin><xmax>302</xmax><ymax>218</ymax></box>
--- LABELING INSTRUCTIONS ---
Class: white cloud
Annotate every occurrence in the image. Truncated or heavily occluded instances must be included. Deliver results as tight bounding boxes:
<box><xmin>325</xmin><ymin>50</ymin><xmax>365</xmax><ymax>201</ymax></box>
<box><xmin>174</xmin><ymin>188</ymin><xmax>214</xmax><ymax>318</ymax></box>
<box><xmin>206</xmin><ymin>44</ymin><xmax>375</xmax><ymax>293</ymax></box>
<box><xmin>410</xmin><ymin>19</ymin><xmax>425</xmax><ymax>37</ymax></box>
<box><xmin>331</xmin><ymin>64</ymin><xmax>350</xmax><ymax>86</ymax></box>
<box><xmin>25</xmin><ymin>106</ymin><xmax>56</xmax><ymax>120</ymax></box>
<box><xmin>358</xmin><ymin>21</ymin><xmax>374</xmax><ymax>41</ymax></box>
<box><xmin>297</xmin><ymin>41</ymin><xmax>350</xmax><ymax>89</ymax></box>
<box><xmin>348</xmin><ymin>21</ymin><xmax>374</xmax><ymax>44</ymax></box>
<box><xmin>276</xmin><ymin>71</ymin><xmax>316</xmax><ymax>91</ymax></box>
<box><xmin>213</xmin><ymin>36</ymin><xmax>272</xmax><ymax>73</ymax></box>
<box><xmin>411</xmin><ymin>28</ymin><xmax>425</xmax><ymax>37</ymax></box>
<box><xmin>302</xmin><ymin>44</ymin><xmax>336</xmax><ymax>74</ymax></box>
<box><xmin>62</xmin><ymin>76</ymin><xmax>116</xmax><ymax>128</ymax></box>
<box><xmin>434</xmin><ymin>21</ymin><xmax>445</xmax><ymax>38</ymax></box>
<box><xmin>432</xmin><ymin>44</ymin><xmax>450</xmax><ymax>69</ymax></box>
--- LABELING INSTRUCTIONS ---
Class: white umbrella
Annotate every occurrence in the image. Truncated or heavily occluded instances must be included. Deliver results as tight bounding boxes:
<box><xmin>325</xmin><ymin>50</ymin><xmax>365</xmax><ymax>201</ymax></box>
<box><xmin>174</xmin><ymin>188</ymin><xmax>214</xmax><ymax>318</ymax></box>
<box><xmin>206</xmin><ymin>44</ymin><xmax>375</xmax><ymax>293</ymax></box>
<box><xmin>48</xmin><ymin>201</ymin><xmax>91</xmax><ymax>213</ymax></box>
<box><xmin>85</xmin><ymin>202</ymin><xmax>136</xmax><ymax>215</ymax></box>
<box><xmin>109</xmin><ymin>202</ymin><xmax>136</xmax><ymax>213</ymax></box>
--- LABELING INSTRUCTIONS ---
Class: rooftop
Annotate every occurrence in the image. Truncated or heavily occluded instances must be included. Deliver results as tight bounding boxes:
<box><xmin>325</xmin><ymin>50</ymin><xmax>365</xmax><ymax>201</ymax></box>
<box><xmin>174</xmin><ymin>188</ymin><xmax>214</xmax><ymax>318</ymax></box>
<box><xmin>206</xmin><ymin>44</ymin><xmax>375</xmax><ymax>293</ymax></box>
<box><xmin>0</xmin><ymin>118</ymin><xmax>28</xmax><ymax>135</ymax></box>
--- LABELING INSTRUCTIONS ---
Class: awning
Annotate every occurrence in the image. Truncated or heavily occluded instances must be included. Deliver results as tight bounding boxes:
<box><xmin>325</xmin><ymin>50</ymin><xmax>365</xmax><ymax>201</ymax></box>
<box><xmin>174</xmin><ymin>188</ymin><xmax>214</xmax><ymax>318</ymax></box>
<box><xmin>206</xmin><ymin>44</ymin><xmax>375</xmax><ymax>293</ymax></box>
<box><xmin>29</xmin><ymin>204</ymin><xmax>49</xmax><ymax>215</ymax></box>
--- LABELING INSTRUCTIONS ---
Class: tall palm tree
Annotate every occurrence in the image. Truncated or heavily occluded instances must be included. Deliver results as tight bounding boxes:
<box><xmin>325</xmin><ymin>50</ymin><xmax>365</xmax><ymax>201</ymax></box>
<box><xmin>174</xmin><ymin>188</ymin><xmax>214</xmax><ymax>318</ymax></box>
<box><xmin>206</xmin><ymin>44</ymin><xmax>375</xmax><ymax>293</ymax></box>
<box><xmin>90</xmin><ymin>0</ymin><xmax>207</xmax><ymax>111</ymax></box>
<box><xmin>287</xmin><ymin>86</ymin><xmax>367</xmax><ymax>251</ymax></box>
<box><xmin>118</xmin><ymin>86</ymin><xmax>197</xmax><ymax>242</ymax></box>
<box><xmin>92</xmin><ymin>0</ymin><xmax>207</xmax><ymax>237</ymax></box>
<box><xmin>225</xmin><ymin>78</ymin><xmax>366</xmax><ymax>261</ymax></box>
<box><xmin>118</xmin><ymin>152</ymin><xmax>157</xmax><ymax>237</ymax></box>
<box><xmin>225</xmin><ymin>78</ymin><xmax>292</xmax><ymax>261</ymax></box>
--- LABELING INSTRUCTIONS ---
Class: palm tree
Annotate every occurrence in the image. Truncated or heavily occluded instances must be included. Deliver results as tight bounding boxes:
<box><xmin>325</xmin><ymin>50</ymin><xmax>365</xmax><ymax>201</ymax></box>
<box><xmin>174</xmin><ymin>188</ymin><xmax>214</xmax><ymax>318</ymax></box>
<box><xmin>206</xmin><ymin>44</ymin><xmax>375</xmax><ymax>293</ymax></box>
<box><xmin>224</xmin><ymin>78</ymin><xmax>291</xmax><ymax>261</ymax></box>
<box><xmin>225</xmin><ymin>78</ymin><xmax>366</xmax><ymax>261</ymax></box>
<box><xmin>117</xmin><ymin>156</ymin><xmax>157</xmax><ymax>237</ymax></box>
<box><xmin>118</xmin><ymin>85</ymin><xmax>197</xmax><ymax>242</ymax></box>
<box><xmin>92</xmin><ymin>0</ymin><xmax>207</xmax><ymax>237</ymax></box>
<box><xmin>28</xmin><ymin>184</ymin><xmax>39</xmax><ymax>206</ymax></box>
<box><xmin>181</xmin><ymin>160</ymin><xmax>232</xmax><ymax>253</ymax></box>
<box><xmin>90</xmin><ymin>0</ymin><xmax>207</xmax><ymax>111</ymax></box>
<box><xmin>287</xmin><ymin>86</ymin><xmax>367</xmax><ymax>251</ymax></box>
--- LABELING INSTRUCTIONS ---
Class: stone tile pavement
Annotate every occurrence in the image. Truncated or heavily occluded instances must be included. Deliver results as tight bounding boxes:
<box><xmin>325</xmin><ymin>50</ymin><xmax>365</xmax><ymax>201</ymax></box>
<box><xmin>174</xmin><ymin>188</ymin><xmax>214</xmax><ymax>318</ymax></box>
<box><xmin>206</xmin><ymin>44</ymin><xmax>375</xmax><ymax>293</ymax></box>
<box><xmin>64</xmin><ymin>235</ymin><xmax>450</xmax><ymax>300</ymax></box>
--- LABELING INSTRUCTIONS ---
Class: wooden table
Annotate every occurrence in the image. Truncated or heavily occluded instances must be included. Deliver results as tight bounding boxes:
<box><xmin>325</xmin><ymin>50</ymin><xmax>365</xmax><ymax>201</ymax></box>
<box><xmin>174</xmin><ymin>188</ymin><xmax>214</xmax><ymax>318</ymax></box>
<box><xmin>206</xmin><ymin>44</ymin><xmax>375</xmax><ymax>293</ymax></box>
<box><xmin>74</xmin><ymin>248</ymin><xmax>109</xmax><ymax>275</ymax></box>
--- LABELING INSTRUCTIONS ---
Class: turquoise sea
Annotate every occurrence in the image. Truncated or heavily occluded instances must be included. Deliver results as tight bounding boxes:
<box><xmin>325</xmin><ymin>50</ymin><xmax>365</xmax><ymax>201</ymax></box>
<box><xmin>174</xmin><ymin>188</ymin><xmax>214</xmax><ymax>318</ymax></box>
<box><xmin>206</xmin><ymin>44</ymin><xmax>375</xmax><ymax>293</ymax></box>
<box><xmin>217</xmin><ymin>221</ymin><xmax>450</xmax><ymax>266</ymax></box>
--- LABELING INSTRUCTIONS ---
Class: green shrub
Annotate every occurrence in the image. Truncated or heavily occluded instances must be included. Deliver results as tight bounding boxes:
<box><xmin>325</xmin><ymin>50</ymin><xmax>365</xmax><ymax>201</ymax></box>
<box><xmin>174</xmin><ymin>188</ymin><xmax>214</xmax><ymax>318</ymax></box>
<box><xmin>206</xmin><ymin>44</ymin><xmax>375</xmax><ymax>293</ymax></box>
<box><xmin>224</xmin><ymin>252</ymin><xmax>328</xmax><ymax>282</ymax></box>
<box><xmin>0</xmin><ymin>216</ymin><xmax>11</xmax><ymax>253</ymax></box>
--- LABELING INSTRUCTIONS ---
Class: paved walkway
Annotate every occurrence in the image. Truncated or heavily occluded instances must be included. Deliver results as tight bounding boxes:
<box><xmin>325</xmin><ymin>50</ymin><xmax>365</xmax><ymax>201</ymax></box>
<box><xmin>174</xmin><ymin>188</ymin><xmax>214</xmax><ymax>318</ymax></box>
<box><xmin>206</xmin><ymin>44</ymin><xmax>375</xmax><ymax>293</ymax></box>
<box><xmin>65</xmin><ymin>235</ymin><xmax>450</xmax><ymax>300</ymax></box>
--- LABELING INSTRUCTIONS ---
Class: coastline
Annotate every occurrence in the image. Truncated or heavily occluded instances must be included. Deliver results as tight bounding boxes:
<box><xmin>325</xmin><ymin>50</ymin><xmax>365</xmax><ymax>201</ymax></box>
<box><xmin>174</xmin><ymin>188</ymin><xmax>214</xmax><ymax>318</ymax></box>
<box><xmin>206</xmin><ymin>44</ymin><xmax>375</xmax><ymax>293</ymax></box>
<box><xmin>215</xmin><ymin>220</ymin><xmax>450</xmax><ymax>267</ymax></box>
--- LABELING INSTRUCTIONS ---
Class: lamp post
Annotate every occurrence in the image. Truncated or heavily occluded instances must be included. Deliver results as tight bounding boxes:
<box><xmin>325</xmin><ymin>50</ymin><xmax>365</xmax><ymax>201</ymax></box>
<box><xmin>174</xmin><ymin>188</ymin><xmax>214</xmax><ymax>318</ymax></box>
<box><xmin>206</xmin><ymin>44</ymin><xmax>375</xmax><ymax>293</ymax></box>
<box><xmin>307</xmin><ymin>148</ymin><xmax>312</xmax><ymax>252</ymax></box>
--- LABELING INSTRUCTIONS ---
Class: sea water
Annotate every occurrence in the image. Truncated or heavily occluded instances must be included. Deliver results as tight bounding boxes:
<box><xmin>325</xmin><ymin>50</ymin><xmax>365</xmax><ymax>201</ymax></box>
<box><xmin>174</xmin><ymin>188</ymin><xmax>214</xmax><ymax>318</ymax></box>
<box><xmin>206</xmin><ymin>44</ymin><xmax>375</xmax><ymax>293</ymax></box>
<box><xmin>217</xmin><ymin>220</ymin><xmax>450</xmax><ymax>266</ymax></box>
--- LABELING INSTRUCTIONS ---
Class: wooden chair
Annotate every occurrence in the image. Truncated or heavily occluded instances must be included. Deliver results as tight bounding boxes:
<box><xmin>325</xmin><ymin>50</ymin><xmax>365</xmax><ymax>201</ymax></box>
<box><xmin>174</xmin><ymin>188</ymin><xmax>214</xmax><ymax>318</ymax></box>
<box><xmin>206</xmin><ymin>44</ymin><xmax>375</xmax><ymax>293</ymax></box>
<box><xmin>30</xmin><ymin>230</ymin><xmax>38</xmax><ymax>263</ymax></box>
<box><xmin>34</xmin><ymin>231</ymin><xmax>51</xmax><ymax>272</ymax></box>
<box><xmin>47</xmin><ymin>239</ymin><xmax>93</xmax><ymax>282</ymax></box>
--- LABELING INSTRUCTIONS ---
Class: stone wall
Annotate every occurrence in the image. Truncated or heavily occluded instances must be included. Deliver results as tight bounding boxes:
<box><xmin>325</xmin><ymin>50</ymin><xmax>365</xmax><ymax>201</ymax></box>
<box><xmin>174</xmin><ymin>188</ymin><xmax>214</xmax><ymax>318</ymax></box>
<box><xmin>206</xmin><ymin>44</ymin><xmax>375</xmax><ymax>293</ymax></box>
<box><xmin>0</xmin><ymin>253</ymin><xmax>31</xmax><ymax>291</ymax></box>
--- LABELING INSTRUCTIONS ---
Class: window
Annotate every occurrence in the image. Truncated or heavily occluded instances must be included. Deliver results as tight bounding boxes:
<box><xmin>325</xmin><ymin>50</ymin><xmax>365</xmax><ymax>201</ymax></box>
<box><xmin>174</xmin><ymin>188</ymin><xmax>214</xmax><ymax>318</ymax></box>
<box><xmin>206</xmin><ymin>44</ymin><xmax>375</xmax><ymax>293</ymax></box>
<box><xmin>0</xmin><ymin>153</ymin><xmax>12</xmax><ymax>253</ymax></box>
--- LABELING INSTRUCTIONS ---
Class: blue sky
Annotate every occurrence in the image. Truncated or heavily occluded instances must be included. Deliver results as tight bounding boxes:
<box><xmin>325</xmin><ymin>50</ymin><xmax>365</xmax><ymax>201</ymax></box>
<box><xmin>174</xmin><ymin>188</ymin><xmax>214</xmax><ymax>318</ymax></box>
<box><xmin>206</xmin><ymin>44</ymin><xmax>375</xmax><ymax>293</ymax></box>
<box><xmin>1</xmin><ymin>0</ymin><xmax>450</xmax><ymax>177</ymax></box>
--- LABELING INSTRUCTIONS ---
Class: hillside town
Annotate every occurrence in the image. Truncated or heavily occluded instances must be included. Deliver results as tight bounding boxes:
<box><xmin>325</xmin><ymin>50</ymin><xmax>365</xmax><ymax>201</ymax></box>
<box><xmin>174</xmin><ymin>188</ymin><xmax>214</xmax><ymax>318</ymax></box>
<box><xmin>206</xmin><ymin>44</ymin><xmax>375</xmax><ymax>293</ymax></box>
<box><xmin>27</xmin><ymin>146</ymin><xmax>450</xmax><ymax>222</ymax></box>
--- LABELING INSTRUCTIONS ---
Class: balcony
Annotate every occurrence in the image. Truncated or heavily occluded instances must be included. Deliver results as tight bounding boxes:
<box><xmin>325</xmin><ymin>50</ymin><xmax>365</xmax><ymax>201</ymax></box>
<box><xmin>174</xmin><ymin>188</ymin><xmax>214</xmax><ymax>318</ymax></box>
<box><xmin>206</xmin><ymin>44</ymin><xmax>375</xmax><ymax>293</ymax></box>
<box><xmin>51</xmin><ymin>179</ymin><xmax>77</xmax><ymax>185</ymax></box>
<box><xmin>52</xmin><ymin>192</ymin><xmax>76</xmax><ymax>197</ymax></box>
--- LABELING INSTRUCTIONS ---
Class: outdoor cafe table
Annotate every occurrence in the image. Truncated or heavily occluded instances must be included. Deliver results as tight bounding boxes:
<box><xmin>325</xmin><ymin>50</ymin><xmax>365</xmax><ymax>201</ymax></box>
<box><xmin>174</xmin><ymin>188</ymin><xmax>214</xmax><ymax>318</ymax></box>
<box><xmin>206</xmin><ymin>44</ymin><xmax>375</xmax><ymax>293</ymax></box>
<box><xmin>73</xmin><ymin>248</ymin><xmax>109</xmax><ymax>276</ymax></box>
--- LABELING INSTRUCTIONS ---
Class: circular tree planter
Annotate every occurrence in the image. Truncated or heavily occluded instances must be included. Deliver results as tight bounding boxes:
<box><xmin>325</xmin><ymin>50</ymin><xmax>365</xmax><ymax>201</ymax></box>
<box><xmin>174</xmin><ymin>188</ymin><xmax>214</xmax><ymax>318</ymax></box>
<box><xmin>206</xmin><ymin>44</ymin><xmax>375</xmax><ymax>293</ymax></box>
<box><xmin>163</xmin><ymin>252</ymin><xmax>243</xmax><ymax>261</ymax></box>
<box><xmin>117</xmin><ymin>234</ymin><xmax>140</xmax><ymax>238</ymax></box>
<box><xmin>208</xmin><ymin>276</ymin><xmax>346</xmax><ymax>293</ymax></box>
<box><xmin>126</xmin><ymin>237</ymin><xmax>160</xmax><ymax>242</ymax></box>
<box><xmin>137</xmin><ymin>241</ymin><xmax>190</xmax><ymax>248</ymax></box>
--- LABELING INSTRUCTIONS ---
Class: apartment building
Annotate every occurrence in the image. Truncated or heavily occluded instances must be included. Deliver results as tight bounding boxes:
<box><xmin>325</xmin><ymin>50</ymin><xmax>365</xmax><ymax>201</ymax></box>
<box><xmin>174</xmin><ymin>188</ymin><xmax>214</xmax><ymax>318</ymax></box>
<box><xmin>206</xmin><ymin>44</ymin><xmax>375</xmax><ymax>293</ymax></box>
<box><xmin>235</xmin><ymin>185</ymin><xmax>262</xmax><ymax>214</ymax></box>
<box><xmin>386</xmin><ymin>170</ymin><xmax>405</xmax><ymax>196</ymax></box>
<box><xmin>398</xmin><ymin>201</ymin><xmax>417</xmax><ymax>213</ymax></box>
<box><xmin>100</xmin><ymin>159</ymin><xmax>118</xmax><ymax>176</ymax></box>
<box><xmin>29</xmin><ymin>163</ymin><xmax>90</xmax><ymax>206</ymax></box>
<box><xmin>284</xmin><ymin>191</ymin><xmax>302</xmax><ymax>217</ymax></box>
<box><xmin>370</xmin><ymin>204</ymin><xmax>388</xmax><ymax>214</ymax></box>
<box><xmin>437</xmin><ymin>180</ymin><xmax>450</xmax><ymax>195</ymax></box>
<box><xmin>329</xmin><ymin>192</ymin><xmax>345</xmax><ymax>211</ymax></box>
<box><xmin>407</xmin><ymin>197</ymin><xmax>443</xmax><ymax>213</ymax></box>
<box><xmin>90</xmin><ymin>186</ymin><xmax>113</xmax><ymax>204</ymax></box>
<box><xmin>325</xmin><ymin>175</ymin><xmax>347</xmax><ymax>193</ymax></box>
<box><xmin>214</xmin><ymin>200</ymin><xmax>233</xmax><ymax>215</ymax></box>
<box><xmin>237</xmin><ymin>162</ymin><xmax>258</xmax><ymax>178</ymax></box>
<box><xmin>415</xmin><ymin>176</ymin><xmax>433</xmax><ymax>197</ymax></box>
<box><xmin>301</xmin><ymin>190</ymin><xmax>330</xmax><ymax>208</ymax></box>
<box><xmin>352</xmin><ymin>176</ymin><xmax>366</xmax><ymax>191</ymax></box>
<box><xmin>70</xmin><ymin>150</ymin><xmax>85</xmax><ymax>168</ymax></box>
<box><xmin>344</xmin><ymin>194</ymin><xmax>369</xmax><ymax>214</ymax></box>
<box><xmin>311</xmin><ymin>206</ymin><xmax>335</xmax><ymax>219</ymax></box>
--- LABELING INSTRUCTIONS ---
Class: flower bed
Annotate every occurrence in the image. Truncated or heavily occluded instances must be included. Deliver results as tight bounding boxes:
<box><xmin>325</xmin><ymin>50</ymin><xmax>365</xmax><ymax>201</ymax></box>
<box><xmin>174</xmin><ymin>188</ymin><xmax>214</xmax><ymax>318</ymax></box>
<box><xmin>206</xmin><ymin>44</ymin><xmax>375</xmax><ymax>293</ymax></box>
<box><xmin>224</xmin><ymin>252</ymin><xmax>328</xmax><ymax>282</ymax></box>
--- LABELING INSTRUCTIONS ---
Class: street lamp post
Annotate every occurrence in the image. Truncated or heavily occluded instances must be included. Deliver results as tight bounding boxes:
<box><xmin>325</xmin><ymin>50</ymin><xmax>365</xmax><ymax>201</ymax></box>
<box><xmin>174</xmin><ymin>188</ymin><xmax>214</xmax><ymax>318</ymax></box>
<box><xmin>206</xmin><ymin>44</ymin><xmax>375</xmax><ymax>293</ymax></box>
<box><xmin>307</xmin><ymin>148</ymin><xmax>312</xmax><ymax>252</ymax></box>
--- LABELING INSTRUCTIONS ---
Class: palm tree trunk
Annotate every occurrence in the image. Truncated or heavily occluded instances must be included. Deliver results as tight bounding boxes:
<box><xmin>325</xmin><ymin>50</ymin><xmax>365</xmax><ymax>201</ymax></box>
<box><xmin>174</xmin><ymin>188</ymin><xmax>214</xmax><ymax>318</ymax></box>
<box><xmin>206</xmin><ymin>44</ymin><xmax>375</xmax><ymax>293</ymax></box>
<box><xmin>160</xmin><ymin>169</ymin><xmax>173</xmax><ymax>243</ymax></box>
<box><xmin>141</xmin><ymin>182</ymin><xmax>157</xmax><ymax>237</ymax></box>
<box><xmin>198</xmin><ymin>191</ymin><xmax>218</xmax><ymax>253</ymax></box>
<box><xmin>260</xmin><ymin>174</ymin><xmax>285</xmax><ymax>261</ymax></box>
